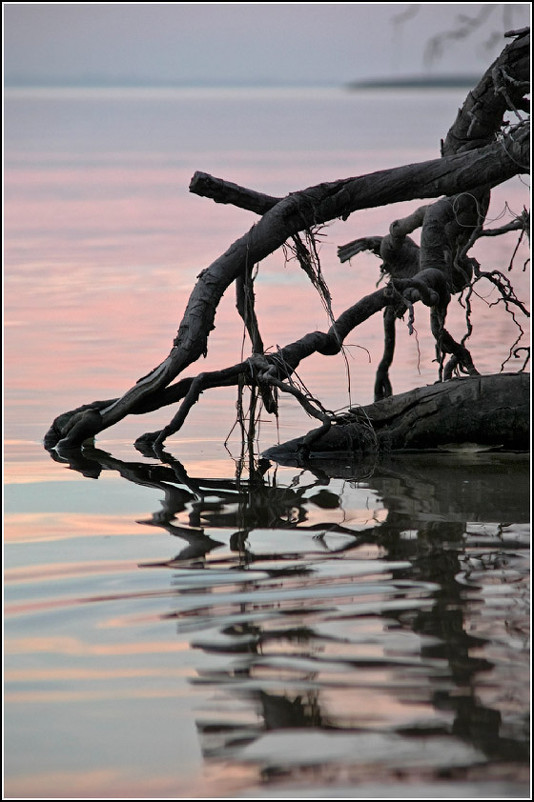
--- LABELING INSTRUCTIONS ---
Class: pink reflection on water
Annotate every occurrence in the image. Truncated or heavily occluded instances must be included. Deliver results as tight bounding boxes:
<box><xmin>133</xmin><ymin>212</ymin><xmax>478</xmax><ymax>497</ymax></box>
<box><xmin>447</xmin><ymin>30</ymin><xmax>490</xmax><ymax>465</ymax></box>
<box><xmin>3</xmin><ymin>512</ymin><xmax>156</xmax><ymax>543</ymax></box>
<box><xmin>5</xmin><ymin>89</ymin><xmax>530</xmax><ymax>802</ymax></box>
<box><xmin>4</xmin><ymin>764</ymin><xmax>259</xmax><ymax>800</ymax></box>
<box><xmin>4</xmin><ymin>156</ymin><xmax>530</xmax><ymax>449</ymax></box>
<box><xmin>5</xmin><ymin>635</ymin><xmax>189</xmax><ymax>656</ymax></box>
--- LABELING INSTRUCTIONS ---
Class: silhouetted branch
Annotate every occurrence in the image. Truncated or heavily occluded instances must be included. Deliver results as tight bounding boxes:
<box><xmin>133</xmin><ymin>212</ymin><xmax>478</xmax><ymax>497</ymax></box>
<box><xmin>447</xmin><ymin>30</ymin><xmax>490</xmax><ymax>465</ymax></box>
<box><xmin>45</xmin><ymin>30</ymin><xmax>530</xmax><ymax>453</ymax></box>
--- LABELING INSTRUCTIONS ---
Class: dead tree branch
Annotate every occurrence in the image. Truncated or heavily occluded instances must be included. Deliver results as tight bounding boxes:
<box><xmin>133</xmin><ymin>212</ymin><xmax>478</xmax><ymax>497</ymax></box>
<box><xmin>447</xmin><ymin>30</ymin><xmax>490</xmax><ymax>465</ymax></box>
<box><xmin>45</xmin><ymin>31</ymin><xmax>530</xmax><ymax>453</ymax></box>
<box><xmin>337</xmin><ymin>29</ymin><xmax>529</xmax><ymax>398</ymax></box>
<box><xmin>46</xmin><ymin>123</ymin><xmax>529</xmax><ymax>451</ymax></box>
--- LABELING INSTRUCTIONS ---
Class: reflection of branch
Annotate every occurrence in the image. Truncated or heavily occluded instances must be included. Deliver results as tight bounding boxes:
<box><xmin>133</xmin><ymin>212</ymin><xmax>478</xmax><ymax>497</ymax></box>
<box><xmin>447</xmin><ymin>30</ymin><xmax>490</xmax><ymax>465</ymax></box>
<box><xmin>44</xmin><ymin>439</ymin><xmax>529</xmax><ymax>777</ymax></box>
<box><xmin>138</xmin><ymin>522</ymin><xmax>224</xmax><ymax>563</ymax></box>
<box><xmin>45</xmin><ymin>435</ymin><xmax>531</xmax><ymax>545</ymax></box>
<box><xmin>43</xmin><ymin>441</ymin><xmax>374</xmax><ymax>557</ymax></box>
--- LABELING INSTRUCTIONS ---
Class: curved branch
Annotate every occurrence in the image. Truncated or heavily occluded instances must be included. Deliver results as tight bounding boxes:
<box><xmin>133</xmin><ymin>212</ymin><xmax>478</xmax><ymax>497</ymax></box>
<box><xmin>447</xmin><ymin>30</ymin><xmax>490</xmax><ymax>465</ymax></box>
<box><xmin>442</xmin><ymin>28</ymin><xmax>529</xmax><ymax>155</ymax></box>
<box><xmin>49</xmin><ymin>122</ymin><xmax>529</xmax><ymax>450</ymax></box>
<box><xmin>132</xmin><ymin>270</ymin><xmax>451</xmax><ymax>449</ymax></box>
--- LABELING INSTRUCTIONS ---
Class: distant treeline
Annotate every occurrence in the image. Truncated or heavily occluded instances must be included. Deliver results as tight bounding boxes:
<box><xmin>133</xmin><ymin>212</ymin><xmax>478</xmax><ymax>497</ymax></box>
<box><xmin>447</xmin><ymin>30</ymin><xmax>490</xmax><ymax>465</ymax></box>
<box><xmin>347</xmin><ymin>74</ymin><xmax>482</xmax><ymax>90</ymax></box>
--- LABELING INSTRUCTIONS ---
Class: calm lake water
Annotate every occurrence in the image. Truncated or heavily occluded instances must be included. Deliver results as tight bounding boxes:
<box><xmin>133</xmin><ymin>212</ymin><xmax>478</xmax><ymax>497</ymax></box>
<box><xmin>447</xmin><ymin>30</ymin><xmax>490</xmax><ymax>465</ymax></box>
<box><xmin>4</xmin><ymin>86</ymin><xmax>530</xmax><ymax>799</ymax></box>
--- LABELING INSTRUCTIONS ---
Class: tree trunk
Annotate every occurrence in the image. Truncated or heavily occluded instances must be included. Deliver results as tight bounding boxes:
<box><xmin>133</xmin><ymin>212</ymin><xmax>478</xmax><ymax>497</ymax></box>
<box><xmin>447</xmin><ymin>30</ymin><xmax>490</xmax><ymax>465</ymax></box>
<box><xmin>263</xmin><ymin>373</ymin><xmax>530</xmax><ymax>462</ymax></box>
<box><xmin>45</xmin><ymin>29</ymin><xmax>530</xmax><ymax>453</ymax></box>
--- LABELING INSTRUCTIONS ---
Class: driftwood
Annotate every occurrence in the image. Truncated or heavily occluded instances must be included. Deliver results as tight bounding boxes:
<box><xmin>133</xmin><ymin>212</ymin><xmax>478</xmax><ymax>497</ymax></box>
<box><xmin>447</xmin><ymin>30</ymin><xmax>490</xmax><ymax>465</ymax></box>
<box><xmin>263</xmin><ymin>373</ymin><xmax>530</xmax><ymax>463</ymax></box>
<box><xmin>44</xmin><ymin>29</ymin><xmax>530</xmax><ymax>455</ymax></box>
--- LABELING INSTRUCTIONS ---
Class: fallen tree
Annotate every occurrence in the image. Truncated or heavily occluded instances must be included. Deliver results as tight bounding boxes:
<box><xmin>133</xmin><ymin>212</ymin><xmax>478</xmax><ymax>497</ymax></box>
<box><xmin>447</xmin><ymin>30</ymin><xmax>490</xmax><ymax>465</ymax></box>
<box><xmin>44</xmin><ymin>28</ymin><xmax>530</xmax><ymax>457</ymax></box>
<box><xmin>263</xmin><ymin>373</ymin><xmax>530</xmax><ymax>463</ymax></box>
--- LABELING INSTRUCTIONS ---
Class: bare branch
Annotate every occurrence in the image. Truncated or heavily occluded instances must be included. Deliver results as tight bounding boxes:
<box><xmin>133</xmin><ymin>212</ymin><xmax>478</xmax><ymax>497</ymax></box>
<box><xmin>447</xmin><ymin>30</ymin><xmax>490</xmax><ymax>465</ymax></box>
<box><xmin>46</xmin><ymin>30</ymin><xmax>530</xmax><ymax>453</ymax></box>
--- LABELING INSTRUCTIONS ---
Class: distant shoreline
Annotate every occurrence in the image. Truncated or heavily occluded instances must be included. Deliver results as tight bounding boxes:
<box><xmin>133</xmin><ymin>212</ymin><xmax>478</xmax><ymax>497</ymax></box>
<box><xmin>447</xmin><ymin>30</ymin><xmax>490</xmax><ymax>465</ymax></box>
<box><xmin>347</xmin><ymin>75</ymin><xmax>481</xmax><ymax>90</ymax></box>
<box><xmin>4</xmin><ymin>75</ymin><xmax>481</xmax><ymax>92</ymax></box>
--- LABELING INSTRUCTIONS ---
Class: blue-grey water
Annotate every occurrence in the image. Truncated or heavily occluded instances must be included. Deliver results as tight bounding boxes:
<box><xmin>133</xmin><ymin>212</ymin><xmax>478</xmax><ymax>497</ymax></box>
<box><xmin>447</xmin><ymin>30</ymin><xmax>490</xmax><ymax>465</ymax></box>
<box><xmin>4</xmin><ymin>86</ymin><xmax>530</xmax><ymax>799</ymax></box>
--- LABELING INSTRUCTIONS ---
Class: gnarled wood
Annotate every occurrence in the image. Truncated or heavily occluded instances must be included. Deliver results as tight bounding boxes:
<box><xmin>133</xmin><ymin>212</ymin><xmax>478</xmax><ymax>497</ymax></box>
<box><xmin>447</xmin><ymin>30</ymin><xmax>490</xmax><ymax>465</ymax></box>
<box><xmin>263</xmin><ymin>373</ymin><xmax>530</xmax><ymax>461</ymax></box>
<box><xmin>46</xmin><ymin>30</ymin><xmax>530</xmax><ymax>453</ymax></box>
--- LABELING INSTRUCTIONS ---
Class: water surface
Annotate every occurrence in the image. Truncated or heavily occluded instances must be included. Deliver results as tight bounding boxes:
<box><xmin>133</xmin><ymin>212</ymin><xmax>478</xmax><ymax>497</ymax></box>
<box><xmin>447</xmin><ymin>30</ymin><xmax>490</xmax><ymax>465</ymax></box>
<box><xmin>4</xmin><ymin>86</ymin><xmax>530</xmax><ymax>798</ymax></box>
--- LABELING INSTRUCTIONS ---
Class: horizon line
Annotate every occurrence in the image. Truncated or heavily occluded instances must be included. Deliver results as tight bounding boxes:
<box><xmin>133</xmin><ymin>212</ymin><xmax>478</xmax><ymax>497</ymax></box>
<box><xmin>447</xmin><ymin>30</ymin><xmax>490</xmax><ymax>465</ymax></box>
<box><xmin>4</xmin><ymin>70</ymin><xmax>482</xmax><ymax>91</ymax></box>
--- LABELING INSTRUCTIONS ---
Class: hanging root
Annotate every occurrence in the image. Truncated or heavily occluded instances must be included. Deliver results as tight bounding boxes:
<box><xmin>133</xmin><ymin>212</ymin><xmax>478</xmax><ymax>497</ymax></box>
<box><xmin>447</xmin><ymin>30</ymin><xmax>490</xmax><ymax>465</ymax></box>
<box><xmin>284</xmin><ymin>225</ymin><xmax>335</xmax><ymax>325</ymax></box>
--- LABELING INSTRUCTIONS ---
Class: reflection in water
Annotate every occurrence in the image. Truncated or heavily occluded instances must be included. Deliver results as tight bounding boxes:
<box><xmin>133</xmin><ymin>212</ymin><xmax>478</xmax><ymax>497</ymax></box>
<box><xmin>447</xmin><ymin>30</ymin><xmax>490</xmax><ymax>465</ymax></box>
<box><xmin>47</xmin><ymin>443</ymin><xmax>530</xmax><ymax>795</ymax></box>
<box><xmin>6</xmin><ymin>79</ymin><xmax>530</xmax><ymax>798</ymax></box>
